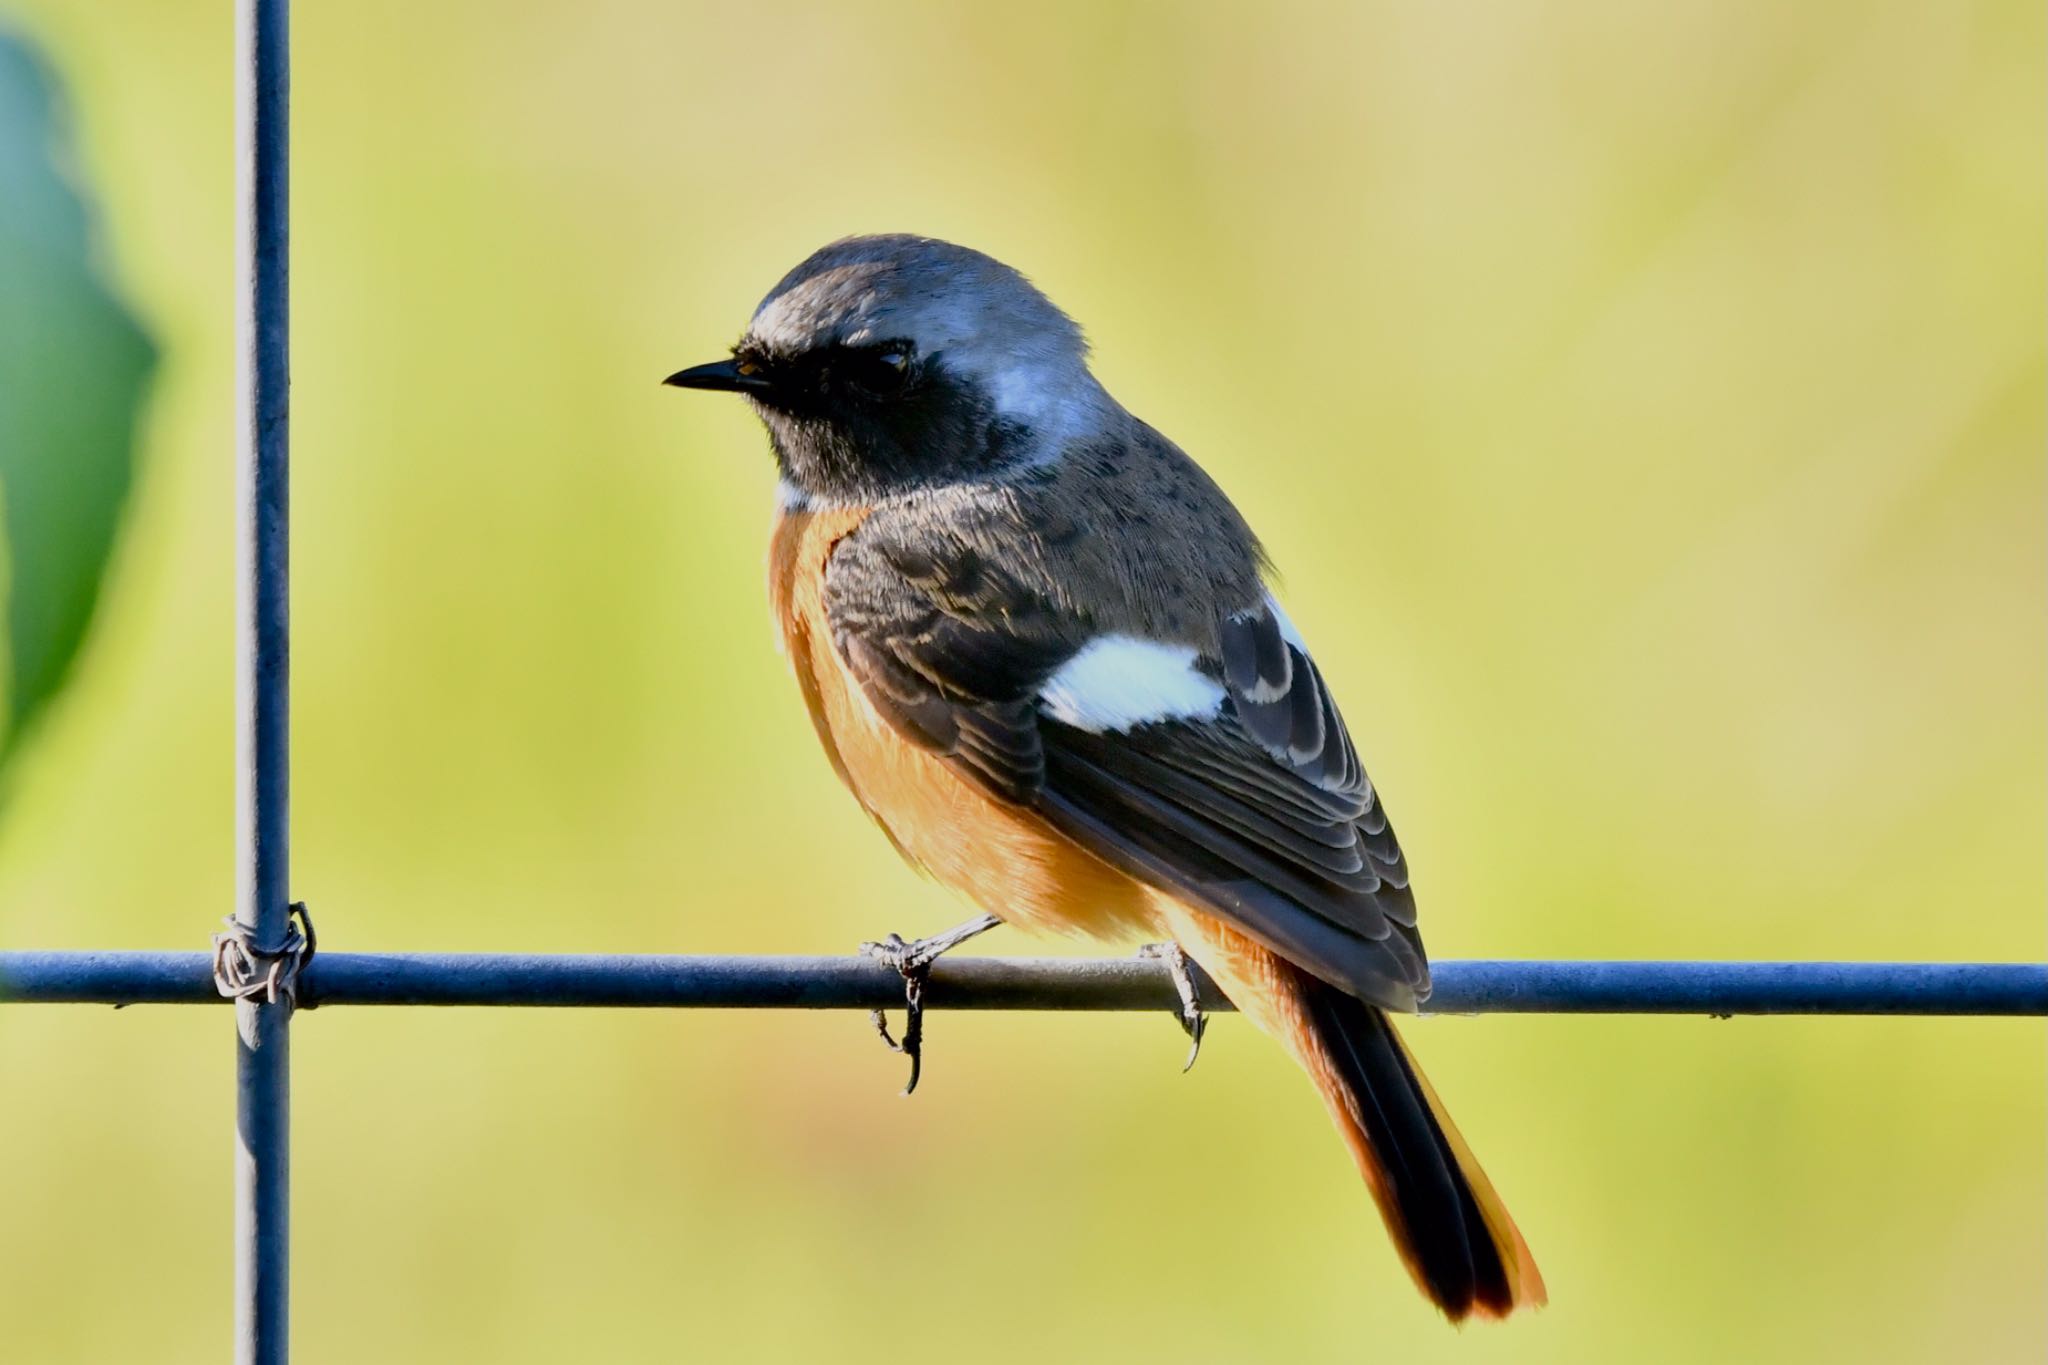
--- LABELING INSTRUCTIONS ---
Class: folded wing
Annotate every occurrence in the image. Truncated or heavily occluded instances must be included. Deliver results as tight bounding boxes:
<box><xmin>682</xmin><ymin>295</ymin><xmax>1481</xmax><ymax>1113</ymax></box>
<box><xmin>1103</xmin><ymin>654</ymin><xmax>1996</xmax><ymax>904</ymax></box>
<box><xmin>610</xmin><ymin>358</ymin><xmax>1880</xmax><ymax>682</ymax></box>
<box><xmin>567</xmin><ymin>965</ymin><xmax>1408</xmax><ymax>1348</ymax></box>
<box><xmin>825</xmin><ymin>524</ymin><xmax>1428</xmax><ymax>1010</ymax></box>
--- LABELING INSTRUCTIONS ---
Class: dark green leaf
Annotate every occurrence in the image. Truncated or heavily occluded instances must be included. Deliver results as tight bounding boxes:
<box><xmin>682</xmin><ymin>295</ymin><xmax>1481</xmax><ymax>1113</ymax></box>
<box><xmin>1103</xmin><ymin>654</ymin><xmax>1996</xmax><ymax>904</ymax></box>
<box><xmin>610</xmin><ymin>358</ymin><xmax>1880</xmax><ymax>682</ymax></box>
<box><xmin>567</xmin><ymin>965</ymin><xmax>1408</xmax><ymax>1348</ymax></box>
<box><xmin>0</xmin><ymin>30</ymin><xmax>155</xmax><ymax>777</ymax></box>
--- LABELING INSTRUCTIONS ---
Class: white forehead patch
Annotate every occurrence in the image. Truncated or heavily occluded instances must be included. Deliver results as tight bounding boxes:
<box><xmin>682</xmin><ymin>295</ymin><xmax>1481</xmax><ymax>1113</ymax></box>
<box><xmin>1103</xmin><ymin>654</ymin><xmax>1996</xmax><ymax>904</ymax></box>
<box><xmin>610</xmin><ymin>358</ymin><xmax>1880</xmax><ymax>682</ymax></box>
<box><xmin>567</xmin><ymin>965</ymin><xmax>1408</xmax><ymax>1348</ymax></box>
<box><xmin>750</xmin><ymin>262</ymin><xmax>891</xmax><ymax>352</ymax></box>
<box><xmin>1038</xmin><ymin>636</ymin><xmax>1226</xmax><ymax>734</ymax></box>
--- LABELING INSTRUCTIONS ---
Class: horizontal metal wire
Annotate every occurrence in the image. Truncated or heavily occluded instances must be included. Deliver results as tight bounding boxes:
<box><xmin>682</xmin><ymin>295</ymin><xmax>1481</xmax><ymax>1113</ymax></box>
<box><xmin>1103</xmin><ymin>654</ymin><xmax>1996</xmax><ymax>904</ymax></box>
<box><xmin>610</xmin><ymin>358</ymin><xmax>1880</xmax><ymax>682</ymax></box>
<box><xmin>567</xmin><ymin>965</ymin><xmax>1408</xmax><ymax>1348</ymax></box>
<box><xmin>0</xmin><ymin>951</ymin><xmax>2043</xmax><ymax>1015</ymax></box>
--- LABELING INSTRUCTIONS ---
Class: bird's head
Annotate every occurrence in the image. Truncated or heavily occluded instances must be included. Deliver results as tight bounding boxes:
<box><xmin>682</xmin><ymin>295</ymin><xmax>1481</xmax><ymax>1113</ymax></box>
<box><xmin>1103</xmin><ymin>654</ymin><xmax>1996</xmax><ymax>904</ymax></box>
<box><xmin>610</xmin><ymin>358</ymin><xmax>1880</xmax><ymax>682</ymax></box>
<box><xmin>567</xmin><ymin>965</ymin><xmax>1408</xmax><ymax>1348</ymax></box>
<box><xmin>666</xmin><ymin>235</ymin><xmax>1106</xmax><ymax>504</ymax></box>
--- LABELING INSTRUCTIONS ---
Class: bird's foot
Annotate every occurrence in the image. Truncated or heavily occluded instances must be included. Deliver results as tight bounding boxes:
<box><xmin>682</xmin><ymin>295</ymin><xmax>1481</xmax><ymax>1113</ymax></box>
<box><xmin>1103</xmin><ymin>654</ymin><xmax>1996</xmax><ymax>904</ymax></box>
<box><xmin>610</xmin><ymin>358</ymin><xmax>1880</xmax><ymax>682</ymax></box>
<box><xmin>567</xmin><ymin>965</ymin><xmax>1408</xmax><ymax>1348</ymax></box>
<box><xmin>859</xmin><ymin>912</ymin><xmax>1002</xmax><ymax>1095</ymax></box>
<box><xmin>1138</xmin><ymin>941</ymin><xmax>1208</xmax><ymax>1072</ymax></box>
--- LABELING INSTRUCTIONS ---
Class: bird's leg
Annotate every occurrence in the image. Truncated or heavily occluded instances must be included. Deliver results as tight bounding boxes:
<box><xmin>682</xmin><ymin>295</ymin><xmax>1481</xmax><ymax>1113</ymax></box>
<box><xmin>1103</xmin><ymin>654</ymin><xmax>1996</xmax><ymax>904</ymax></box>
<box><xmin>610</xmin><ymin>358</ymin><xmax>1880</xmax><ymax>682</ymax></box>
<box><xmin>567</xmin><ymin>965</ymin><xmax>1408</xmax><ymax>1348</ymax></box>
<box><xmin>859</xmin><ymin>912</ymin><xmax>1003</xmax><ymax>1095</ymax></box>
<box><xmin>1138</xmin><ymin>941</ymin><xmax>1208</xmax><ymax>1072</ymax></box>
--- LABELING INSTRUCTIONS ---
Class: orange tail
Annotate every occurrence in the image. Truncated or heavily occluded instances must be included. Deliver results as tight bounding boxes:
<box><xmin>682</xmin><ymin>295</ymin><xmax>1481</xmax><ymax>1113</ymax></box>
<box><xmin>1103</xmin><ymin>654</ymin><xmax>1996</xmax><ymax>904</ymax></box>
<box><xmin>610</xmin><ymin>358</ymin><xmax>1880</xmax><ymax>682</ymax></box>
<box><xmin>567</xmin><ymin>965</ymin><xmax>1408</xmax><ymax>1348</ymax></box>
<box><xmin>1159</xmin><ymin>907</ymin><xmax>1546</xmax><ymax>1321</ymax></box>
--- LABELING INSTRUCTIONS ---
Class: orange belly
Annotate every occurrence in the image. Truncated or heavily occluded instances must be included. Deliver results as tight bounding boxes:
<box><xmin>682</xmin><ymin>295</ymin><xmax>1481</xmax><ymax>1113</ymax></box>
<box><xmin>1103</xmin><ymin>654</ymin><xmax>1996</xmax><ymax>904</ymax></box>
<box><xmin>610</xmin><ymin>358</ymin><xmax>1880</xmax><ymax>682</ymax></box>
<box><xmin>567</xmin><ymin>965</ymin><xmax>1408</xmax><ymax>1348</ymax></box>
<box><xmin>769</xmin><ymin>503</ymin><xmax>1155</xmax><ymax>943</ymax></box>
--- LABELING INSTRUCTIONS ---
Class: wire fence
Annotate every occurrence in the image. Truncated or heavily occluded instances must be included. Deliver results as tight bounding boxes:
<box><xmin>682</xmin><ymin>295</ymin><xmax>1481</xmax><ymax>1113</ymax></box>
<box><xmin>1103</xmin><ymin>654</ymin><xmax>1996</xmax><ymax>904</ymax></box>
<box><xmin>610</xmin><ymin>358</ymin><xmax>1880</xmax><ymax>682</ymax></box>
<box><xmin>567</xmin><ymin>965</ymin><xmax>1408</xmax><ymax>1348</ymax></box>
<box><xmin>1</xmin><ymin>3</ymin><xmax>2042</xmax><ymax>1361</ymax></box>
<box><xmin>4</xmin><ymin>951</ymin><xmax>2045</xmax><ymax>1015</ymax></box>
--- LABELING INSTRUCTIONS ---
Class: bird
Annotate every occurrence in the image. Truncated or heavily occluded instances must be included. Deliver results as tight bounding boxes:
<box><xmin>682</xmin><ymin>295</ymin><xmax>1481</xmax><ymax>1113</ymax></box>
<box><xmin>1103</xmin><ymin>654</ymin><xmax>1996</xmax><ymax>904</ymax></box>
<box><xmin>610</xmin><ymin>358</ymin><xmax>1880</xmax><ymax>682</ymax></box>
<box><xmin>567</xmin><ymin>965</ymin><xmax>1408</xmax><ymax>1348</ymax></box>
<box><xmin>664</xmin><ymin>234</ymin><xmax>1545</xmax><ymax>1322</ymax></box>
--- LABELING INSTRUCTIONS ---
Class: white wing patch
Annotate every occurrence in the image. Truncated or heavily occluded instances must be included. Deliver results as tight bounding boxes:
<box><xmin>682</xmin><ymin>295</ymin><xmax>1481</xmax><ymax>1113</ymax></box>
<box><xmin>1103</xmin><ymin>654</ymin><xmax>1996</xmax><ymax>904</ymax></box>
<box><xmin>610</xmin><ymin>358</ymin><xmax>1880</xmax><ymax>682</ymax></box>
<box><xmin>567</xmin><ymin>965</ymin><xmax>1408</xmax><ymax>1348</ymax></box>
<box><xmin>1038</xmin><ymin>635</ymin><xmax>1226</xmax><ymax>734</ymax></box>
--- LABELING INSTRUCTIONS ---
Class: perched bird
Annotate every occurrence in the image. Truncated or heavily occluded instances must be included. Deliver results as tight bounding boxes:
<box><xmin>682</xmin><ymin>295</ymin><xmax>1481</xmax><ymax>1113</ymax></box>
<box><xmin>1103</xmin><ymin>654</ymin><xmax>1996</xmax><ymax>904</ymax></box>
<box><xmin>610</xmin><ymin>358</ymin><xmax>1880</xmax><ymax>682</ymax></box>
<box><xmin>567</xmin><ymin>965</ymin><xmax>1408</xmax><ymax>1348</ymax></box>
<box><xmin>665</xmin><ymin>234</ymin><xmax>1545</xmax><ymax>1321</ymax></box>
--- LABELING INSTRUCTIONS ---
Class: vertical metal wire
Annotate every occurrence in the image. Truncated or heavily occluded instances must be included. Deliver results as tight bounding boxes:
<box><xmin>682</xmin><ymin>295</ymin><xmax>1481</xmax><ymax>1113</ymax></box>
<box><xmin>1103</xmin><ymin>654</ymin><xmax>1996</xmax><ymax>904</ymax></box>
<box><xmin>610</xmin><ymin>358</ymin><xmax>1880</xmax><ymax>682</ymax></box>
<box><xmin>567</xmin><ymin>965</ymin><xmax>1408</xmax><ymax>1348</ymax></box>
<box><xmin>235</xmin><ymin>0</ymin><xmax>291</xmax><ymax>1360</ymax></box>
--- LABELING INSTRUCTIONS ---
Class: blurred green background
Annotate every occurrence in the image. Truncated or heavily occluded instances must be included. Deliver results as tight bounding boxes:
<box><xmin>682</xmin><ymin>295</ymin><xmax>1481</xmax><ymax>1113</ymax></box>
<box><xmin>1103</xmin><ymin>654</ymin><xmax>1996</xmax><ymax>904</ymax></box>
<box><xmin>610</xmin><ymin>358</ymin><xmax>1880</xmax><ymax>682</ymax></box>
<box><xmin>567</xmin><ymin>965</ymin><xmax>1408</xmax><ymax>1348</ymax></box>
<box><xmin>0</xmin><ymin>2</ymin><xmax>2041</xmax><ymax>1361</ymax></box>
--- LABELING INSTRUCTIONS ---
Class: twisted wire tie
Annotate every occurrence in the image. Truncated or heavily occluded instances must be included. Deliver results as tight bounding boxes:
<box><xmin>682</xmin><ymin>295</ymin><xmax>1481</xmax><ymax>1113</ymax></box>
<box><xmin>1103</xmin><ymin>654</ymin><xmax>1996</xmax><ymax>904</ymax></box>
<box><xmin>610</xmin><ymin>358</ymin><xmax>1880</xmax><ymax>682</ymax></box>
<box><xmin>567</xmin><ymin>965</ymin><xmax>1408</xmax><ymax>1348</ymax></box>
<box><xmin>211</xmin><ymin>901</ymin><xmax>316</xmax><ymax>1009</ymax></box>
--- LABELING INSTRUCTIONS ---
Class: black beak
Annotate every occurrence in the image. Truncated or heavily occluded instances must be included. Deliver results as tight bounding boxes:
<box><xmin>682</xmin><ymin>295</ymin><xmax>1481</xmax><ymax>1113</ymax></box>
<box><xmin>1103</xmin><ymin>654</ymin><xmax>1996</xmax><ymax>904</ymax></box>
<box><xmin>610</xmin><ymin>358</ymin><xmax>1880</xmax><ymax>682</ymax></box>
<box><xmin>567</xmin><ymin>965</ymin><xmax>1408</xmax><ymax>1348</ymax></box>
<box><xmin>662</xmin><ymin>358</ymin><xmax>770</xmax><ymax>394</ymax></box>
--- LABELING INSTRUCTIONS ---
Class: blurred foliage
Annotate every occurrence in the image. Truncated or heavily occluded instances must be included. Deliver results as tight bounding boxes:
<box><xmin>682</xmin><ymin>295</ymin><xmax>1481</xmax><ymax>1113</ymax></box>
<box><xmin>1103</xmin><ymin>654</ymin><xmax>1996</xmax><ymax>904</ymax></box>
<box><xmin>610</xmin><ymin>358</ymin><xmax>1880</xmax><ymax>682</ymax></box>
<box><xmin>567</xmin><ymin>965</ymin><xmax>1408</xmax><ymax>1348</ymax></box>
<box><xmin>0</xmin><ymin>2</ymin><xmax>2040</xmax><ymax>1363</ymax></box>
<box><xmin>0</xmin><ymin>28</ymin><xmax>152</xmax><ymax>779</ymax></box>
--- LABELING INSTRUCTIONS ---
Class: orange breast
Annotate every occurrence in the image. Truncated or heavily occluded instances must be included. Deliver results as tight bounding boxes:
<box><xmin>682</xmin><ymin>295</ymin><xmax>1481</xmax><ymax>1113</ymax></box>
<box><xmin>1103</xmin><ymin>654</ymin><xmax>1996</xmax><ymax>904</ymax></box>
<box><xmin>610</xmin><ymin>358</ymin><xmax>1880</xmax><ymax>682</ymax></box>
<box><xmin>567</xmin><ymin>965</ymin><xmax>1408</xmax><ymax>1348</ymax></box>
<box><xmin>769</xmin><ymin>503</ymin><xmax>1154</xmax><ymax>943</ymax></box>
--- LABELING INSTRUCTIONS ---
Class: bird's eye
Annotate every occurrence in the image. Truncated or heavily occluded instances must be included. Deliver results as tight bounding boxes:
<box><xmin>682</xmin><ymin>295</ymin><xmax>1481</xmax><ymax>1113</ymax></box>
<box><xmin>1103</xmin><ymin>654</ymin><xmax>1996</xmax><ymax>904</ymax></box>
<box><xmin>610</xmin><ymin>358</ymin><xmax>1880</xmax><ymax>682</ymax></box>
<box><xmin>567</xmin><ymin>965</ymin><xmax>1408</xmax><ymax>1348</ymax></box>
<box><xmin>847</xmin><ymin>343</ymin><xmax>914</xmax><ymax>398</ymax></box>
<box><xmin>734</xmin><ymin>356</ymin><xmax>763</xmax><ymax>378</ymax></box>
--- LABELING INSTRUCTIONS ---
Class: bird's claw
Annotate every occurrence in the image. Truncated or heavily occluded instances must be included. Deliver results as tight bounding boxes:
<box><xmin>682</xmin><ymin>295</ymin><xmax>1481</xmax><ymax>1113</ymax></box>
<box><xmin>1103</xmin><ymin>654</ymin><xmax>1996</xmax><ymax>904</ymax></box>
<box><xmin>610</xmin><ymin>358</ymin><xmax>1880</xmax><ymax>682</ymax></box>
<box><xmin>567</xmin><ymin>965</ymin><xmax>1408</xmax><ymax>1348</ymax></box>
<box><xmin>858</xmin><ymin>914</ymin><xmax>1001</xmax><ymax>1096</ymax></box>
<box><xmin>1139</xmin><ymin>941</ymin><xmax>1208</xmax><ymax>1072</ymax></box>
<box><xmin>860</xmin><ymin>933</ymin><xmax>935</xmax><ymax>1094</ymax></box>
